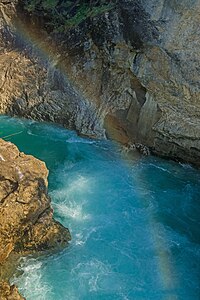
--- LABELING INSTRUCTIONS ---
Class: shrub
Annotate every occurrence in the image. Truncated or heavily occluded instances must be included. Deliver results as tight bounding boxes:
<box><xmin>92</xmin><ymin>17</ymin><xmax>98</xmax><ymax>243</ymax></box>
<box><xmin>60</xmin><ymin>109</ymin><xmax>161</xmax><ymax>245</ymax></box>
<box><xmin>23</xmin><ymin>0</ymin><xmax>117</xmax><ymax>32</ymax></box>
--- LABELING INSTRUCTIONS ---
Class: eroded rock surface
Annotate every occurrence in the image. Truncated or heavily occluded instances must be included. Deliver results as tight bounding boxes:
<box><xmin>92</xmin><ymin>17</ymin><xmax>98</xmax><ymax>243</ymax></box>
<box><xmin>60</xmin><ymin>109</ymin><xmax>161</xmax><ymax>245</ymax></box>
<box><xmin>0</xmin><ymin>138</ymin><xmax>71</xmax><ymax>298</ymax></box>
<box><xmin>0</xmin><ymin>138</ymin><xmax>71</xmax><ymax>263</ymax></box>
<box><xmin>0</xmin><ymin>0</ymin><xmax>200</xmax><ymax>165</ymax></box>
<box><xmin>0</xmin><ymin>281</ymin><xmax>24</xmax><ymax>300</ymax></box>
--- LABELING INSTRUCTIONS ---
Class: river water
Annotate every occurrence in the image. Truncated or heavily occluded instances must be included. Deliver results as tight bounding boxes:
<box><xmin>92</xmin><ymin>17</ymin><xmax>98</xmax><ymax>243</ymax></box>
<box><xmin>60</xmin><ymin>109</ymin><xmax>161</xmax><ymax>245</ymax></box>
<box><xmin>0</xmin><ymin>115</ymin><xmax>199</xmax><ymax>300</ymax></box>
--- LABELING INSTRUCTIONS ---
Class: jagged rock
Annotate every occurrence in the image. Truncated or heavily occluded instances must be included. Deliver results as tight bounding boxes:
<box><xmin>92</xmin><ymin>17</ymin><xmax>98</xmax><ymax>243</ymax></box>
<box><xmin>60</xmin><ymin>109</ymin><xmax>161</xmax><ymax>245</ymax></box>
<box><xmin>0</xmin><ymin>138</ymin><xmax>71</xmax><ymax>263</ymax></box>
<box><xmin>135</xmin><ymin>143</ymin><xmax>150</xmax><ymax>156</ymax></box>
<box><xmin>0</xmin><ymin>0</ymin><xmax>200</xmax><ymax>165</ymax></box>
<box><xmin>0</xmin><ymin>138</ymin><xmax>71</xmax><ymax>297</ymax></box>
<box><xmin>0</xmin><ymin>281</ymin><xmax>25</xmax><ymax>300</ymax></box>
<box><xmin>121</xmin><ymin>142</ymin><xmax>150</xmax><ymax>157</ymax></box>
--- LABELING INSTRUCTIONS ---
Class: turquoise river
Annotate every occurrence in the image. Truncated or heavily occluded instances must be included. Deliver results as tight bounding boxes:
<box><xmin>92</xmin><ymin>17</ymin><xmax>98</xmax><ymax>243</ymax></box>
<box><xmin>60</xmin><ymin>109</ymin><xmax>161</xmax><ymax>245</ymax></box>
<box><xmin>0</xmin><ymin>115</ymin><xmax>199</xmax><ymax>300</ymax></box>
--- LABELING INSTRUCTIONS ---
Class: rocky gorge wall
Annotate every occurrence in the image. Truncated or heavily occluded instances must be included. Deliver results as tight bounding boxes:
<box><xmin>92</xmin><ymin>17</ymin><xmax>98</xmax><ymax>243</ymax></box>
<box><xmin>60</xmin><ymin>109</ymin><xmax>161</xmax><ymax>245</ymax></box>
<box><xmin>0</xmin><ymin>138</ymin><xmax>71</xmax><ymax>298</ymax></box>
<box><xmin>0</xmin><ymin>0</ymin><xmax>200</xmax><ymax>165</ymax></box>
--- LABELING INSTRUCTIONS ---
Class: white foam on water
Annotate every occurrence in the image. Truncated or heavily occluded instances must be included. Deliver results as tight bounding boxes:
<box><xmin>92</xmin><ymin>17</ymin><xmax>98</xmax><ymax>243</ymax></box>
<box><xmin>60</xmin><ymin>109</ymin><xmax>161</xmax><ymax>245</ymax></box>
<box><xmin>148</xmin><ymin>163</ymin><xmax>172</xmax><ymax>174</ymax></box>
<box><xmin>52</xmin><ymin>175</ymin><xmax>91</xmax><ymax>199</ymax></box>
<box><xmin>27</xmin><ymin>129</ymin><xmax>38</xmax><ymax>137</ymax></box>
<box><xmin>55</xmin><ymin>201</ymin><xmax>90</xmax><ymax>221</ymax></box>
<box><xmin>27</xmin><ymin>122</ymin><xmax>73</xmax><ymax>141</ymax></box>
<box><xmin>51</xmin><ymin>175</ymin><xmax>92</xmax><ymax>221</ymax></box>
<box><xmin>71</xmin><ymin>259</ymin><xmax>112</xmax><ymax>293</ymax></box>
<box><xmin>70</xmin><ymin>258</ymin><xmax>141</xmax><ymax>296</ymax></box>
<box><xmin>179</xmin><ymin>162</ymin><xmax>194</xmax><ymax>170</ymax></box>
<box><xmin>67</xmin><ymin>136</ymin><xmax>96</xmax><ymax>144</ymax></box>
<box><xmin>67</xmin><ymin>175</ymin><xmax>91</xmax><ymax>194</ymax></box>
<box><xmin>11</xmin><ymin>258</ymin><xmax>53</xmax><ymax>300</ymax></box>
<box><xmin>74</xmin><ymin>233</ymin><xmax>85</xmax><ymax>246</ymax></box>
<box><xmin>74</xmin><ymin>226</ymin><xmax>101</xmax><ymax>246</ymax></box>
<box><xmin>3</xmin><ymin>116</ymin><xmax>199</xmax><ymax>300</ymax></box>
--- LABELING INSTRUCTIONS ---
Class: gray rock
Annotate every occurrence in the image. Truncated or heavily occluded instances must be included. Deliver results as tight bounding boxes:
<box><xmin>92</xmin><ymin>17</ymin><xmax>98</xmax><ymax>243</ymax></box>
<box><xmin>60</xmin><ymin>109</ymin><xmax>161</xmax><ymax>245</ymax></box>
<box><xmin>0</xmin><ymin>0</ymin><xmax>200</xmax><ymax>165</ymax></box>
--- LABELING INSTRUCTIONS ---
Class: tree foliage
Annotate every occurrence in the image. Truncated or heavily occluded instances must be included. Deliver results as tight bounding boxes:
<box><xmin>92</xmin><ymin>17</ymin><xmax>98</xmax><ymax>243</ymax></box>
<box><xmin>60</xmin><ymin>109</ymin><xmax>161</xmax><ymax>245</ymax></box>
<box><xmin>23</xmin><ymin>0</ymin><xmax>117</xmax><ymax>32</ymax></box>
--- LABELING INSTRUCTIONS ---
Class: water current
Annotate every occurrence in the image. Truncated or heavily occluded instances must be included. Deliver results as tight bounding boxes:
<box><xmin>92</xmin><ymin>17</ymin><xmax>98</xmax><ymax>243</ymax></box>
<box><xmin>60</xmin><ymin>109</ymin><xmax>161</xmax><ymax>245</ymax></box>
<box><xmin>0</xmin><ymin>115</ymin><xmax>199</xmax><ymax>300</ymax></box>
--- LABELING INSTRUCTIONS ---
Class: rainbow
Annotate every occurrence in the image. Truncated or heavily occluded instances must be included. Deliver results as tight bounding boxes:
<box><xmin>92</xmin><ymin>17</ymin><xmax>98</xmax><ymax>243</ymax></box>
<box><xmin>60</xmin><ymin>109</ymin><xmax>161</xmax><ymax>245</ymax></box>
<box><xmin>2</xmin><ymin>6</ymin><xmax>179</xmax><ymax>298</ymax></box>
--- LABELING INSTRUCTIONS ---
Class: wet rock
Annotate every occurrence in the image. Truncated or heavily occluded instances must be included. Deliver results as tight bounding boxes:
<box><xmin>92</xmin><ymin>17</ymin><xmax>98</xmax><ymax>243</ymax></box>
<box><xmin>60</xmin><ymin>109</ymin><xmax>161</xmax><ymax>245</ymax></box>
<box><xmin>0</xmin><ymin>281</ymin><xmax>25</xmax><ymax>300</ymax></box>
<box><xmin>121</xmin><ymin>142</ymin><xmax>150</xmax><ymax>156</ymax></box>
<box><xmin>135</xmin><ymin>143</ymin><xmax>150</xmax><ymax>156</ymax></box>
<box><xmin>0</xmin><ymin>138</ymin><xmax>71</xmax><ymax>264</ymax></box>
<box><xmin>0</xmin><ymin>138</ymin><xmax>71</xmax><ymax>297</ymax></box>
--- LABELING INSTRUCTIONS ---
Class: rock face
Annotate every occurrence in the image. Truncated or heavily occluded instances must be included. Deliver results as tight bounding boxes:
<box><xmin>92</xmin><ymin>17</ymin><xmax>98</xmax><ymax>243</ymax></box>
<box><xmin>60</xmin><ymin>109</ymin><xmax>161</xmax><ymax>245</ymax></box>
<box><xmin>0</xmin><ymin>0</ymin><xmax>200</xmax><ymax>165</ymax></box>
<box><xmin>0</xmin><ymin>138</ymin><xmax>71</xmax><ymax>297</ymax></box>
<box><xmin>0</xmin><ymin>281</ymin><xmax>24</xmax><ymax>300</ymax></box>
<box><xmin>0</xmin><ymin>138</ymin><xmax>71</xmax><ymax>263</ymax></box>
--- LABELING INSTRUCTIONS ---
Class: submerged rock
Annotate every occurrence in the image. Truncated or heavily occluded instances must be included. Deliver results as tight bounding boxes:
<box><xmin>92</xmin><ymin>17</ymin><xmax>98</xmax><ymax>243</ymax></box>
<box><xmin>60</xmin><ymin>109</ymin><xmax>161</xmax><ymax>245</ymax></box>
<box><xmin>0</xmin><ymin>138</ymin><xmax>71</xmax><ymax>297</ymax></box>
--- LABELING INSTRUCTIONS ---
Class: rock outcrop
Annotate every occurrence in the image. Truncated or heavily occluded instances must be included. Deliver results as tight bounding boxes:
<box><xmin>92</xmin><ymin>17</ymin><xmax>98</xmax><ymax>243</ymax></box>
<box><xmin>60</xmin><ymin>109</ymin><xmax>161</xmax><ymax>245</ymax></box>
<box><xmin>0</xmin><ymin>281</ymin><xmax>24</xmax><ymax>300</ymax></box>
<box><xmin>0</xmin><ymin>138</ymin><xmax>71</xmax><ymax>297</ymax></box>
<box><xmin>0</xmin><ymin>0</ymin><xmax>200</xmax><ymax>165</ymax></box>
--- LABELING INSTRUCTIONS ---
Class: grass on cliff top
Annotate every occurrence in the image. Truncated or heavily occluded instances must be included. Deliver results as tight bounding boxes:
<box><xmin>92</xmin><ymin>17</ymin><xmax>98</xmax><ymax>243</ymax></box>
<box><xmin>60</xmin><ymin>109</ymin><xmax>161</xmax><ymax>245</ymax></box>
<box><xmin>23</xmin><ymin>0</ymin><xmax>117</xmax><ymax>32</ymax></box>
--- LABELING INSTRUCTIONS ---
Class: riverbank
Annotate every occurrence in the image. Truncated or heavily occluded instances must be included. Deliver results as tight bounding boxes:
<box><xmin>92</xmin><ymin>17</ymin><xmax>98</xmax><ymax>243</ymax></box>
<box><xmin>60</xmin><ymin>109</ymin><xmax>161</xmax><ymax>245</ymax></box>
<box><xmin>0</xmin><ymin>0</ymin><xmax>200</xmax><ymax>166</ymax></box>
<box><xmin>0</xmin><ymin>136</ymin><xmax>71</xmax><ymax>298</ymax></box>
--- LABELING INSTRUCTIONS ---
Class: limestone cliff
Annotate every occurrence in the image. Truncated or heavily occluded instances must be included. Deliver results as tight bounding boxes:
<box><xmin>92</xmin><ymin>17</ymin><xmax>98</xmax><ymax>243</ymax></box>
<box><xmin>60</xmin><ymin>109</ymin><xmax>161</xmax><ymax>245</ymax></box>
<box><xmin>0</xmin><ymin>0</ymin><xmax>200</xmax><ymax>165</ymax></box>
<box><xmin>0</xmin><ymin>138</ymin><xmax>71</xmax><ymax>298</ymax></box>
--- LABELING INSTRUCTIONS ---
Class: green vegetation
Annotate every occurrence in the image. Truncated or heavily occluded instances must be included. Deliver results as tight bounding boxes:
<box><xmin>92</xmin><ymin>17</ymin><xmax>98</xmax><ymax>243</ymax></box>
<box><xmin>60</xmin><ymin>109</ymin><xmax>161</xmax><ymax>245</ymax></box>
<box><xmin>23</xmin><ymin>0</ymin><xmax>117</xmax><ymax>32</ymax></box>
